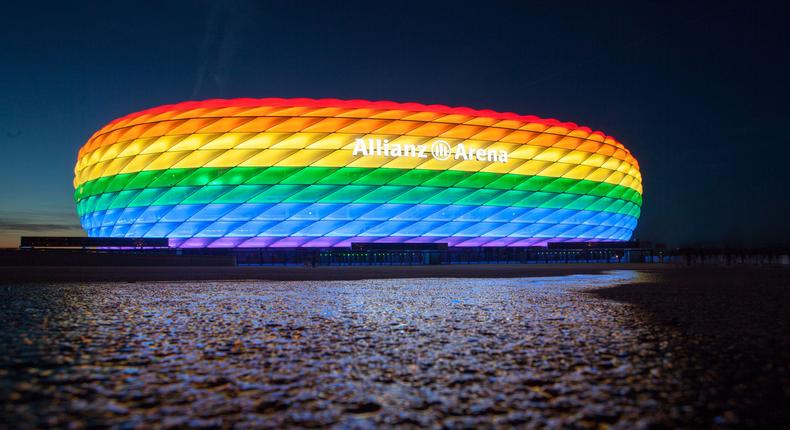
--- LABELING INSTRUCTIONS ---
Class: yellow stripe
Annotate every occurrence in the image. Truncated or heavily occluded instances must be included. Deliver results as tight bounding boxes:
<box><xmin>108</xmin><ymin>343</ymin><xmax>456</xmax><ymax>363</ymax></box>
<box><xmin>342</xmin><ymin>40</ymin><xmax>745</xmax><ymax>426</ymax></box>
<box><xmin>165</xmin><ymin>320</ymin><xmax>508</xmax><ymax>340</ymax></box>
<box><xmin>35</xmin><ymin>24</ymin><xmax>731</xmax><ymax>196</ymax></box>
<box><xmin>75</xmin><ymin>139</ymin><xmax>643</xmax><ymax>194</ymax></box>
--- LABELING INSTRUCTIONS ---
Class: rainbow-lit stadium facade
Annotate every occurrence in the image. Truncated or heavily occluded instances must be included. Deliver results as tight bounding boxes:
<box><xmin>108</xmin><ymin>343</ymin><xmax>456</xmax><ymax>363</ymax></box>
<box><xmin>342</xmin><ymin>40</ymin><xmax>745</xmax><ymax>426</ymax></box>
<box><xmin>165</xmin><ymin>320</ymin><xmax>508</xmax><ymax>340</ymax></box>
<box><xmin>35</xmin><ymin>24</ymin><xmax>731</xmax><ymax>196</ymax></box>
<box><xmin>74</xmin><ymin>98</ymin><xmax>642</xmax><ymax>248</ymax></box>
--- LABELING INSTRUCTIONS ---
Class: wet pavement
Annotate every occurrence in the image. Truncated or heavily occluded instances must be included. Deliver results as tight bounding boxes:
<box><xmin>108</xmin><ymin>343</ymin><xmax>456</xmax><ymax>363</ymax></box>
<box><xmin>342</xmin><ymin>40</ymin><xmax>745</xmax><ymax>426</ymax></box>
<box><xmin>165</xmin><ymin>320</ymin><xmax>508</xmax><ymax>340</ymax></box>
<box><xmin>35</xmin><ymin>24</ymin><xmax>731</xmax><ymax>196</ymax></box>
<box><xmin>1</xmin><ymin>268</ymin><xmax>788</xmax><ymax>428</ymax></box>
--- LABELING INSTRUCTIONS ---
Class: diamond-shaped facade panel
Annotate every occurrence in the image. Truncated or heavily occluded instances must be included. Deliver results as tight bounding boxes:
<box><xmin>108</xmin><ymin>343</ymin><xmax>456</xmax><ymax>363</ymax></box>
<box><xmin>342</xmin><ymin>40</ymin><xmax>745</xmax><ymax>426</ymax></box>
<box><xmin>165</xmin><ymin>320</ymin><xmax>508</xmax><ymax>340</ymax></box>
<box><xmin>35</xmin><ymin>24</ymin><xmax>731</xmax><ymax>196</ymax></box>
<box><xmin>74</xmin><ymin>98</ymin><xmax>642</xmax><ymax>248</ymax></box>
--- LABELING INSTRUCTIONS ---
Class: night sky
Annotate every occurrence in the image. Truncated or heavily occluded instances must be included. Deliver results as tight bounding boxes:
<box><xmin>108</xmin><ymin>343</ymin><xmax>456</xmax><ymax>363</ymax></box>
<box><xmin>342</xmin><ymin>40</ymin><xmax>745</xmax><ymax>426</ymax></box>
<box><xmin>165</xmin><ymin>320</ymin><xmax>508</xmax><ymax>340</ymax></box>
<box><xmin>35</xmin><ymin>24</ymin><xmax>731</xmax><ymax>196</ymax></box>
<box><xmin>1</xmin><ymin>1</ymin><xmax>789</xmax><ymax>247</ymax></box>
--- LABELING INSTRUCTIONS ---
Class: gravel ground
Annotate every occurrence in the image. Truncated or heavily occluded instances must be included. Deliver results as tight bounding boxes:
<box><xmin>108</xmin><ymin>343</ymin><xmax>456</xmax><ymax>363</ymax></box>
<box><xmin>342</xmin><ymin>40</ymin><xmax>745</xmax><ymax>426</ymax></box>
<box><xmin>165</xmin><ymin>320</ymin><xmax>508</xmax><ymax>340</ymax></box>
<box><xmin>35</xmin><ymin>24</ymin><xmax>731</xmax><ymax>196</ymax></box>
<box><xmin>0</xmin><ymin>268</ymin><xmax>788</xmax><ymax>428</ymax></box>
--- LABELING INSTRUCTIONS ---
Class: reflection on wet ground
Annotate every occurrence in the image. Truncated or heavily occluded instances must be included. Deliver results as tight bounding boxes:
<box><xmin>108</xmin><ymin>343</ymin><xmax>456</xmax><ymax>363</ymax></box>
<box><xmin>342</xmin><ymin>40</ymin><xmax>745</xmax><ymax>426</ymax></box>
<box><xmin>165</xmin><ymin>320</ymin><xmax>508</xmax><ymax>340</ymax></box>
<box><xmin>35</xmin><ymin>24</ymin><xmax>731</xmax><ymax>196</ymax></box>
<box><xmin>1</xmin><ymin>269</ymin><xmax>787</xmax><ymax>428</ymax></box>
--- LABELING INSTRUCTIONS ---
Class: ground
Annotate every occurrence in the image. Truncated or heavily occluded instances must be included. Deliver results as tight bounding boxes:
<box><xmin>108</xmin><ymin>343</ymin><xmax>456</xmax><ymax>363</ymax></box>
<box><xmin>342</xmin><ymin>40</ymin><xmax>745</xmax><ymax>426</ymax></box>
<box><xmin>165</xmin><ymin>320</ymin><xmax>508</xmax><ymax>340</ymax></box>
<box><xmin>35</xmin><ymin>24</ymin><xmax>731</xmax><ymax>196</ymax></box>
<box><xmin>1</xmin><ymin>266</ymin><xmax>788</xmax><ymax>428</ymax></box>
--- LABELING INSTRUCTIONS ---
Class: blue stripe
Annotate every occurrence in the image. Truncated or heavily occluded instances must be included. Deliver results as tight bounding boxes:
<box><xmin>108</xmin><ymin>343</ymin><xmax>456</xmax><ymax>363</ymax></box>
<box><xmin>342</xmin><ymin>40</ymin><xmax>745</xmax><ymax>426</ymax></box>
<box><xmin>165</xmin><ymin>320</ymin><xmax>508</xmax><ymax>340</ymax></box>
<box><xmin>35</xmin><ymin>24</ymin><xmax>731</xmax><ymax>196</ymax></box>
<box><xmin>79</xmin><ymin>202</ymin><xmax>637</xmax><ymax>245</ymax></box>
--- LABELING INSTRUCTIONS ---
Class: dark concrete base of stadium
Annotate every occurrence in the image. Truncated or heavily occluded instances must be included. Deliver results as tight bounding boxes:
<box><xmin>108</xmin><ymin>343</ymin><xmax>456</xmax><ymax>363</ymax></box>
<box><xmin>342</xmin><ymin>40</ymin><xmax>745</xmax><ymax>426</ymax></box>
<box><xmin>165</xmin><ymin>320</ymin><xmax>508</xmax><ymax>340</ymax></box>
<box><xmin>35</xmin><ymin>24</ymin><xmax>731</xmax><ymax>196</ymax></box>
<box><xmin>1</xmin><ymin>242</ymin><xmax>670</xmax><ymax>283</ymax></box>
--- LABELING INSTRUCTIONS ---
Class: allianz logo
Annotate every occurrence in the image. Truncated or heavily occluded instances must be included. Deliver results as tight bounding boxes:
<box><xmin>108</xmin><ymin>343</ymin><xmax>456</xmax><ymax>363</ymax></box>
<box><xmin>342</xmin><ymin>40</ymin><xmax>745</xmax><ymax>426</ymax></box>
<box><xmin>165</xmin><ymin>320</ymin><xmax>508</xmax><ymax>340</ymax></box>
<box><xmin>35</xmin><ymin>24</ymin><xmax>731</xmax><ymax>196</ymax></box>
<box><xmin>352</xmin><ymin>138</ymin><xmax>508</xmax><ymax>163</ymax></box>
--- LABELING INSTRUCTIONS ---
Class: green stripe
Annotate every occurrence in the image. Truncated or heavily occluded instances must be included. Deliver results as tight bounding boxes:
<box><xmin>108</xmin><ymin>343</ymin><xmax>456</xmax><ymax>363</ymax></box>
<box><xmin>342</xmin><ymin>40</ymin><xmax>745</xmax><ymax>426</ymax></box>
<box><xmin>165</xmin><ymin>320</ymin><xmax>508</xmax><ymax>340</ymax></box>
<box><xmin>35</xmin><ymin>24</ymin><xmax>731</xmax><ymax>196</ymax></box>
<box><xmin>76</xmin><ymin>184</ymin><xmax>642</xmax><ymax>220</ymax></box>
<box><xmin>75</xmin><ymin>166</ymin><xmax>642</xmax><ymax>206</ymax></box>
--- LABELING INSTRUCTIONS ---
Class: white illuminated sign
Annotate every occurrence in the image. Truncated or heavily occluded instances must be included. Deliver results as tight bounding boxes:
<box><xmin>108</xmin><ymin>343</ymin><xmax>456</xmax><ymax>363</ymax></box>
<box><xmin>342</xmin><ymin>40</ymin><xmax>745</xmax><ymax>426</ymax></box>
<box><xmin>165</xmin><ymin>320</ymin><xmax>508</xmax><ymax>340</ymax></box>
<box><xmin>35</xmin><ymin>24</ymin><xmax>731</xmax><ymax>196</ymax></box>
<box><xmin>352</xmin><ymin>138</ymin><xmax>508</xmax><ymax>163</ymax></box>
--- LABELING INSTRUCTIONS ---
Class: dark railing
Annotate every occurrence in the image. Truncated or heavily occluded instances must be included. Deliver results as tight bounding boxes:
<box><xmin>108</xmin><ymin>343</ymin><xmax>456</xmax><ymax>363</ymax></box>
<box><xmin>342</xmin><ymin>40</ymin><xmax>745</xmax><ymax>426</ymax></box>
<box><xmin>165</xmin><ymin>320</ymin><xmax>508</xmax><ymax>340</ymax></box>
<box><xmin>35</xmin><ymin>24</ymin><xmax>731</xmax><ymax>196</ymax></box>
<box><xmin>11</xmin><ymin>237</ymin><xmax>696</xmax><ymax>266</ymax></box>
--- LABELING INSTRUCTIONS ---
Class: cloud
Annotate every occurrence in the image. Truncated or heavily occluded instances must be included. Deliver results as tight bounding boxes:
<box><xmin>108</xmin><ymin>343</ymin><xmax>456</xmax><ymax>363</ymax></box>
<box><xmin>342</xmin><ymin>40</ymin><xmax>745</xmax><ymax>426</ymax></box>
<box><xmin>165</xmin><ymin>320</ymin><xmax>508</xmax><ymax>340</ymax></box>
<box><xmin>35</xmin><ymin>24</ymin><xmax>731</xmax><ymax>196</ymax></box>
<box><xmin>0</xmin><ymin>218</ymin><xmax>81</xmax><ymax>232</ymax></box>
<box><xmin>191</xmin><ymin>1</ymin><xmax>253</xmax><ymax>98</ymax></box>
<box><xmin>0</xmin><ymin>210</ymin><xmax>83</xmax><ymax>235</ymax></box>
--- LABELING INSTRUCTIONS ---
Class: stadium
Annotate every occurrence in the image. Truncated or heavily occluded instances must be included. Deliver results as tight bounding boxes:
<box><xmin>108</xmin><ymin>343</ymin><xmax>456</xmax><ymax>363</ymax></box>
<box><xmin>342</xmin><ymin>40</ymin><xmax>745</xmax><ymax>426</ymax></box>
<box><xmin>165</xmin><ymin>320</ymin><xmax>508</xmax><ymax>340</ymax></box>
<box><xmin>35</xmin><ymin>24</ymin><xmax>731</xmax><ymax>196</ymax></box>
<box><xmin>73</xmin><ymin>98</ymin><xmax>642</xmax><ymax>249</ymax></box>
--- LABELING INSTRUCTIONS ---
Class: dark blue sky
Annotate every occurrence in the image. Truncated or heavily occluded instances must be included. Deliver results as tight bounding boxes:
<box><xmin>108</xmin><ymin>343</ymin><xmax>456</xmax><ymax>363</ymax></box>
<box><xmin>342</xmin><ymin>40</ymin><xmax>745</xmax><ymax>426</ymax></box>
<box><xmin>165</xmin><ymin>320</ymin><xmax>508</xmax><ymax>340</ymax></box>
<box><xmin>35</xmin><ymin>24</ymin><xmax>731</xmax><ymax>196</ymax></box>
<box><xmin>1</xmin><ymin>1</ymin><xmax>788</xmax><ymax>247</ymax></box>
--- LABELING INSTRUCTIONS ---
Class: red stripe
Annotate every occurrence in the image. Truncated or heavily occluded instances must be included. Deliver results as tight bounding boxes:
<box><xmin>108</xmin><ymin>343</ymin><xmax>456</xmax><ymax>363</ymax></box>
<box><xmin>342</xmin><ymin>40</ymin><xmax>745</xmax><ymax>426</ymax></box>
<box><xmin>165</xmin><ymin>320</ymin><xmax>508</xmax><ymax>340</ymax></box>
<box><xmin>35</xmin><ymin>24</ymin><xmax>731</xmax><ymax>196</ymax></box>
<box><xmin>95</xmin><ymin>97</ymin><xmax>611</xmax><ymax>138</ymax></box>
